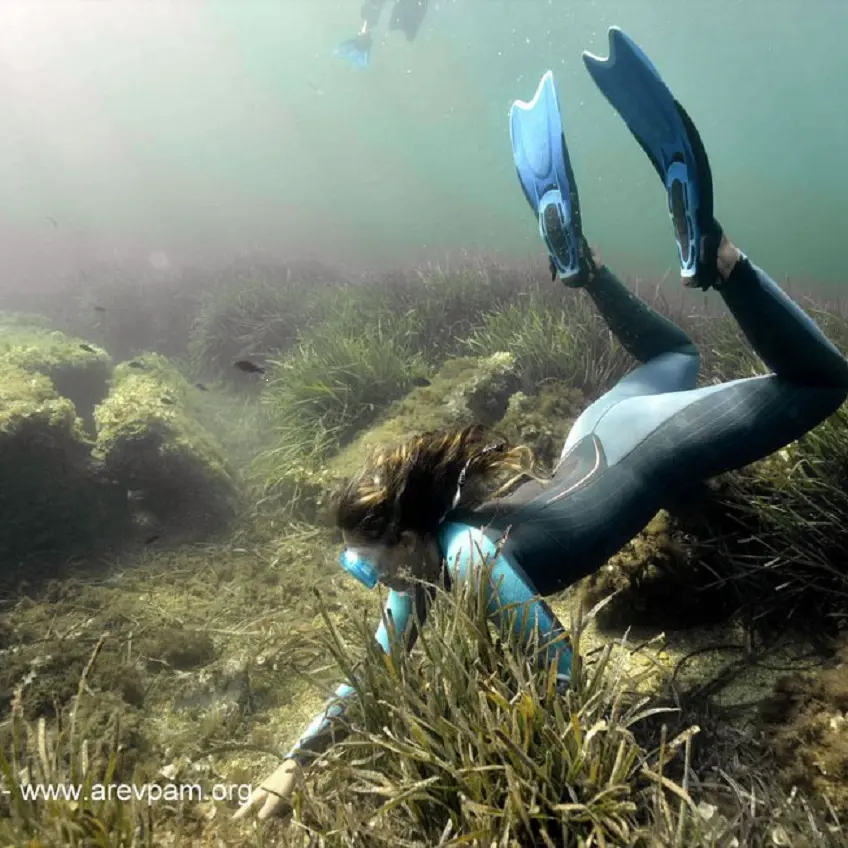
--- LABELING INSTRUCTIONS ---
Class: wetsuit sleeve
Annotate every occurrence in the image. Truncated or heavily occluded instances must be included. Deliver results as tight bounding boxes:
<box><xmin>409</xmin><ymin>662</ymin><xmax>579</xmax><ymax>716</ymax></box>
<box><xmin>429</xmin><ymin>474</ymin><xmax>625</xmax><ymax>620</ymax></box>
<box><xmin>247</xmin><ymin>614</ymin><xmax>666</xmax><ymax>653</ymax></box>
<box><xmin>444</xmin><ymin>524</ymin><xmax>573</xmax><ymax>685</ymax></box>
<box><xmin>283</xmin><ymin>585</ymin><xmax>430</xmax><ymax>762</ymax></box>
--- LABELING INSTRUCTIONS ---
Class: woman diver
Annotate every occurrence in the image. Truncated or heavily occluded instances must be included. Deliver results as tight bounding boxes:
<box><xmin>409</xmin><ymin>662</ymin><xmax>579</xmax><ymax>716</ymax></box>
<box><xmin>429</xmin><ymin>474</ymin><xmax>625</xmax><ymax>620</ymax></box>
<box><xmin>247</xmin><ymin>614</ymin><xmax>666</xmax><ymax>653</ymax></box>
<box><xmin>237</xmin><ymin>28</ymin><xmax>848</xmax><ymax>821</ymax></box>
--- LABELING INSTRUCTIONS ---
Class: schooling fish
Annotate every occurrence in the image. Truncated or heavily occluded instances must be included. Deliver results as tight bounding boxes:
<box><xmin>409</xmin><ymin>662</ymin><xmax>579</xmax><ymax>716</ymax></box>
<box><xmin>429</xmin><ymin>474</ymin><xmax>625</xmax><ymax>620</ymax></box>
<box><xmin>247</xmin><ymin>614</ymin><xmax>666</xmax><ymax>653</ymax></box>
<box><xmin>195</xmin><ymin>382</ymin><xmax>209</xmax><ymax>391</ymax></box>
<box><xmin>128</xmin><ymin>360</ymin><xmax>146</xmax><ymax>369</ymax></box>
<box><xmin>411</xmin><ymin>376</ymin><xmax>431</xmax><ymax>387</ymax></box>
<box><xmin>93</xmin><ymin>305</ymin><xmax>107</xmax><ymax>313</ymax></box>
<box><xmin>233</xmin><ymin>359</ymin><xmax>266</xmax><ymax>375</ymax></box>
<box><xmin>79</xmin><ymin>343</ymin><xmax>97</xmax><ymax>353</ymax></box>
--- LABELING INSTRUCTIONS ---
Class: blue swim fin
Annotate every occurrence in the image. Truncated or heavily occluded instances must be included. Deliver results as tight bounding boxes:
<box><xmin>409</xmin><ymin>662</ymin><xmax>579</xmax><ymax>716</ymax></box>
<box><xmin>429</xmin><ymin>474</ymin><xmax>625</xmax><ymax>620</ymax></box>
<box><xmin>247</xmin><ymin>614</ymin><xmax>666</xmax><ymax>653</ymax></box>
<box><xmin>335</xmin><ymin>33</ymin><xmax>372</xmax><ymax>69</ymax></box>
<box><xmin>509</xmin><ymin>71</ymin><xmax>588</xmax><ymax>284</ymax></box>
<box><xmin>583</xmin><ymin>28</ymin><xmax>721</xmax><ymax>288</ymax></box>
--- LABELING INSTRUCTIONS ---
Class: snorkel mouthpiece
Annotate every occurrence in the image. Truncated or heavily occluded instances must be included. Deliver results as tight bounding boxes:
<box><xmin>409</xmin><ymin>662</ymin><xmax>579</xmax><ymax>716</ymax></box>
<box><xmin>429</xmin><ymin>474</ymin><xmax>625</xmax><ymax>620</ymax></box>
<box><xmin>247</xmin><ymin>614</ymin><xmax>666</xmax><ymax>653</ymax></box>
<box><xmin>339</xmin><ymin>548</ymin><xmax>380</xmax><ymax>590</ymax></box>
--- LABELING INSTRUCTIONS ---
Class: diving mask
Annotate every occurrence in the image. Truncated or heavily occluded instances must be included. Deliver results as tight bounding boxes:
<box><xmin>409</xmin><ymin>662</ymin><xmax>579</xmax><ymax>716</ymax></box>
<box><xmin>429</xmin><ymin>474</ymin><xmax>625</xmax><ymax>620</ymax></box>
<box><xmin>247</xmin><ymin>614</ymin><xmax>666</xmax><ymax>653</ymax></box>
<box><xmin>339</xmin><ymin>547</ymin><xmax>381</xmax><ymax>590</ymax></box>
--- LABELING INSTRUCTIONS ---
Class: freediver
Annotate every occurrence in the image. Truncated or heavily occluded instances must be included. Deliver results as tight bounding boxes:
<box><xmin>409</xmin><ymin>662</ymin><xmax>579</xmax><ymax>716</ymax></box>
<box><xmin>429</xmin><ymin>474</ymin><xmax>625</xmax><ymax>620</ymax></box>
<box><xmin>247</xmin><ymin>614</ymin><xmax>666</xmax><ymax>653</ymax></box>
<box><xmin>335</xmin><ymin>0</ymin><xmax>429</xmax><ymax>68</ymax></box>
<box><xmin>237</xmin><ymin>27</ymin><xmax>848</xmax><ymax>820</ymax></box>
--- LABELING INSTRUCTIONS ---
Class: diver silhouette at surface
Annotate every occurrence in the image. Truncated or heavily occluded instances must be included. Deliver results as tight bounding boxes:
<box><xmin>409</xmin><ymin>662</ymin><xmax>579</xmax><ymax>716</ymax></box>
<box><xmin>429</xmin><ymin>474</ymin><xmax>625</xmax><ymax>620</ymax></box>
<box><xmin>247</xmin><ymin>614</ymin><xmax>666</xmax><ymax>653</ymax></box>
<box><xmin>335</xmin><ymin>0</ymin><xmax>429</xmax><ymax>68</ymax></box>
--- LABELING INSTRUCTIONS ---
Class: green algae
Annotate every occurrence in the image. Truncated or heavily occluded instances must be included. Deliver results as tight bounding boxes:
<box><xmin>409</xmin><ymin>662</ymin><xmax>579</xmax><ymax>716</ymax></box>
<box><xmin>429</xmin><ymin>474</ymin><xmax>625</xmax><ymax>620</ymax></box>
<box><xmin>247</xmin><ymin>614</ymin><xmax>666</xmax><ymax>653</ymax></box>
<box><xmin>257</xmin><ymin>352</ymin><xmax>519</xmax><ymax>523</ymax></box>
<box><xmin>0</xmin><ymin>363</ymin><xmax>119</xmax><ymax>563</ymax></box>
<box><xmin>496</xmin><ymin>380</ymin><xmax>585</xmax><ymax>470</ymax></box>
<box><xmin>328</xmin><ymin>351</ymin><xmax>518</xmax><ymax>476</ymax></box>
<box><xmin>761</xmin><ymin>637</ymin><xmax>848</xmax><ymax>816</ymax></box>
<box><xmin>93</xmin><ymin>353</ymin><xmax>240</xmax><ymax>535</ymax></box>
<box><xmin>0</xmin><ymin>325</ymin><xmax>112</xmax><ymax>431</ymax></box>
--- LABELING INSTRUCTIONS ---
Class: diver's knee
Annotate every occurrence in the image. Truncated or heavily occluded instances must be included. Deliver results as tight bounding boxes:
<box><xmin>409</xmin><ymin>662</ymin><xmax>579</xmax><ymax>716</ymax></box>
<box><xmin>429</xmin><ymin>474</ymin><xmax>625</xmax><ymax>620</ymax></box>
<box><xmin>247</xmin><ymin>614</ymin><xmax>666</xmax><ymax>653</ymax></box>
<box><xmin>678</xmin><ymin>342</ymin><xmax>699</xmax><ymax>361</ymax></box>
<box><xmin>671</xmin><ymin>345</ymin><xmax>700</xmax><ymax>386</ymax></box>
<box><xmin>830</xmin><ymin>385</ymin><xmax>848</xmax><ymax>408</ymax></box>
<box><xmin>800</xmin><ymin>384</ymin><xmax>848</xmax><ymax>424</ymax></box>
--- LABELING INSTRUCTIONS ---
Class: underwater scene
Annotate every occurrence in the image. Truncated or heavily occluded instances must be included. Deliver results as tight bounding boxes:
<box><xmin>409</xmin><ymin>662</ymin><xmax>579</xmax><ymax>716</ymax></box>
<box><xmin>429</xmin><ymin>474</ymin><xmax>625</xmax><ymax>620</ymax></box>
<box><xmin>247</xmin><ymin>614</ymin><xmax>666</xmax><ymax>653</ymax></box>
<box><xmin>2</xmin><ymin>1</ymin><xmax>848</xmax><ymax>846</ymax></box>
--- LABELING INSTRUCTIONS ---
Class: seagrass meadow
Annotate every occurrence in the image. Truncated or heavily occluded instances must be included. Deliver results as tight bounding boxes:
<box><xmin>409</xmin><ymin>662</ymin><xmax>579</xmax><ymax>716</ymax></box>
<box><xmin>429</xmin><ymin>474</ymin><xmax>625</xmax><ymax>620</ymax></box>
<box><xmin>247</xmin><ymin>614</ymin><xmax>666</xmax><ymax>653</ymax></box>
<box><xmin>1</xmin><ymin>256</ymin><xmax>848</xmax><ymax>847</ymax></box>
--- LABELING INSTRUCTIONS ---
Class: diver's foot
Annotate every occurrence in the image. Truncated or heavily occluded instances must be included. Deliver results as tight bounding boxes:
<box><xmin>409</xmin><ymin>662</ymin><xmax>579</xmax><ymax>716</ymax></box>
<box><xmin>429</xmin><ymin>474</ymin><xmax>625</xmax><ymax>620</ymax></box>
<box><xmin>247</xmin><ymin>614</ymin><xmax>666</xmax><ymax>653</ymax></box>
<box><xmin>716</xmin><ymin>232</ymin><xmax>742</xmax><ymax>282</ymax></box>
<box><xmin>677</xmin><ymin>209</ymin><xmax>723</xmax><ymax>291</ymax></box>
<box><xmin>550</xmin><ymin>238</ymin><xmax>598</xmax><ymax>288</ymax></box>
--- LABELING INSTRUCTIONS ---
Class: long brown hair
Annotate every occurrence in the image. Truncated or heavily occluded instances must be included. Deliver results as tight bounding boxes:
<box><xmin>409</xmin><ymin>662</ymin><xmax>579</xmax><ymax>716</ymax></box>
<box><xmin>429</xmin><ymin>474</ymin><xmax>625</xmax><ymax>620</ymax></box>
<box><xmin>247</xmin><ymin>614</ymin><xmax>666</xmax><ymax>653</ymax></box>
<box><xmin>333</xmin><ymin>424</ymin><xmax>537</xmax><ymax>544</ymax></box>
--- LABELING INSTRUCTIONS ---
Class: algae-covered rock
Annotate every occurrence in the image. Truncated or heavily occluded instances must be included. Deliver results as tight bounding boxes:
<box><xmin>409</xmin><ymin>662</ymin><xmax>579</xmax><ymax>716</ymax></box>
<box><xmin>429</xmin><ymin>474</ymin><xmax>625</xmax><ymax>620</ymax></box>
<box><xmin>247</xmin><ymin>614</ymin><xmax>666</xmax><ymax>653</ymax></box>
<box><xmin>0</xmin><ymin>363</ymin><xmax>119</xmax><ymax>562</ymax></box>
<box><xmin>0</xmin><ymin>321</ymin><xmax>111</xmax><ymax>431</ymax></box>
<box><xmin>93</xmin><ymin>353</ymin><xmax>240</xmax><ymax>535</ymax></box>
<box><xmin>760</xmin><ymin>636</ymin><xmax>848</xmax><ymax>816</ymax></box>
<box><xmin>496</xmin><ymin>381</ymin><xmax>584</xmax><ymax>471</ymax></box>
<box><xmin>275</xmin><ymin>352</ymin><xmax>520</xmax><ymax>522</ymax></box>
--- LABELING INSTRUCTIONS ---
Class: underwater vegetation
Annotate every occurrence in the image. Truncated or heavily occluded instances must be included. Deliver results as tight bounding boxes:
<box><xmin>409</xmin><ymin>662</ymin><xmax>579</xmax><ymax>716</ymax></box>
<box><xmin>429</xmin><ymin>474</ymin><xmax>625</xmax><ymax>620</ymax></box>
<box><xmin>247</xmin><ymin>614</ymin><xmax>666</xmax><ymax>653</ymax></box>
<box><xmin>93</xmin><ymin>353</ymin><xmax>240</xmax><ymax>540</ymax></box>
<box><xmin>0</xmin><ymin>321</ymin><xmax>238</xmax><ymax>574</ymax></box>
<box><xmin>273</xmin><ymin>573</ymin><xmax>843</xmax><ymax>846</ymax></box>
<box><xmin>1</xmin><ymin>257</ymin><xmax>848</xmax><ymax>844</ymax></box>
<box><xmin>187</xmin><ymin>262</ymin><xmax>341</xmax><ymax>386</ymax></box>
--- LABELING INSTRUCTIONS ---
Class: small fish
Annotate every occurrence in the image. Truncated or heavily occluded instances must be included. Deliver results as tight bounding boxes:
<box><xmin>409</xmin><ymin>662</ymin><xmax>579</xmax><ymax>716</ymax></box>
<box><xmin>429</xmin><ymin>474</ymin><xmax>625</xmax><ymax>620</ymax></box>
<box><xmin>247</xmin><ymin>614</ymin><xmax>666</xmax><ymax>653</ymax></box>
<box><xmin>144</xmin><ymin>534</ymin><xmax>160</xmax><ymax>545</ymax></box>
<box><xmin>161</xmin><ymin>396</ymin><xmax>175</xmax><ymax>405</ymax></box>
<box><xmin>233</xmin><ymin>359</ymin><xmax>265</xmax><ymax>375</ymax></box>
<box><xmin>79</xmin><ymin>343</ymin><xmax>97</xmax><ymax>353</ymax></box>
<box><xmin>411</xmin><ymin>376</ymin><xmax>431</xmax><ymax>388</ymax></box>
<box><xmin>93</xmin><ymin>305</ymin><xmax>107</xmax><ymax>313</ymax></box>
<box><xmin>128</xmin><ymin>360</ymin><xmax>146</xmax><ymax>369</ymax></box>
<box><xmin>194</xmin><ymin>382</ymin><xmax>209</xmax><ymax>391</ymax></box>
<box><xmin>46</xmin><ymin>216</ymin><xmax>58</xmax><ymax>228</ymax></box>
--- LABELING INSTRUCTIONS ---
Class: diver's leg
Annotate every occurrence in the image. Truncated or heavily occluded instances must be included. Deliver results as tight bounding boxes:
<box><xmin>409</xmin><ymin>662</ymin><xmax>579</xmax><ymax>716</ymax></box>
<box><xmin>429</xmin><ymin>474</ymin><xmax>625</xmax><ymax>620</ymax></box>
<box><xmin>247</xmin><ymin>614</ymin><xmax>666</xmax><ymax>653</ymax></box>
<box><xmin>567</xmin><ymin>250</ymin><xmax>848</xmax><ymax>468</ymax></box>
<box><xmin>618</xmin><ymin>375</ymin><xmax>847</xmax><ymax>489</ymax></box>
<box><xmin>361</xmin><ymin>0</ymin><xmax>390</xmax><ymax>29</ymax></box>
<box><xmin>584</xmin><ymin>264</ymin><xmax>700</xmax><ymax>381</ymax></box>
<box><xmin>389</xmin><ymin>0</ymin><xmax>428</xmax><ymax>41</ymax></box>
<box><xmin>716</xmin><ymin>241</ymin><xmax>848</xmax><ymax>388</ymax></box>
<box><xmin>517</xmin><ymin>373</ymin><xmax>847</xmax><ymax>596</ymax></box>
<box><xmin>559</xmin><ymin>264</ymin><xmax>702</xmax><ymax>455</ymax></box>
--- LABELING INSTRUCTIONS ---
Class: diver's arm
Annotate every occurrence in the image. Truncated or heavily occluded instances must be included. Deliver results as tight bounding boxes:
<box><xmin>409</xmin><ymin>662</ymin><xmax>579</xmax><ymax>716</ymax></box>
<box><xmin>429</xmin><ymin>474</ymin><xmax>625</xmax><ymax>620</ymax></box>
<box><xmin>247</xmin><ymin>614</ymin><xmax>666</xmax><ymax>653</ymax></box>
<box><xmin>487</xmin><ymin>554</ymin><xmax>573</xmax><ymax>687</ymax></box>
<box><xmin>444</xmin><ymin>525</ymin><xmax>573</xmax><ymax>686</ymax></box>
<box><xmin>283</xmin><ymin>585</ymin><xmax>430</xmax><ymax>763</ymax></box>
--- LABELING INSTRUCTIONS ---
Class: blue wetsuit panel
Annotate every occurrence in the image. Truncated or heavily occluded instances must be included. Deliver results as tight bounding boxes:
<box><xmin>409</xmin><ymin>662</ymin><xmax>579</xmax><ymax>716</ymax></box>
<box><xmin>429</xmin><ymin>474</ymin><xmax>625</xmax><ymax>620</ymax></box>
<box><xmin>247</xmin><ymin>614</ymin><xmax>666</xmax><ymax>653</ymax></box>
<box><xmin>438</xmin><ymin>522</ymin><xmax>573</xmax><ymax>678</ymax></box>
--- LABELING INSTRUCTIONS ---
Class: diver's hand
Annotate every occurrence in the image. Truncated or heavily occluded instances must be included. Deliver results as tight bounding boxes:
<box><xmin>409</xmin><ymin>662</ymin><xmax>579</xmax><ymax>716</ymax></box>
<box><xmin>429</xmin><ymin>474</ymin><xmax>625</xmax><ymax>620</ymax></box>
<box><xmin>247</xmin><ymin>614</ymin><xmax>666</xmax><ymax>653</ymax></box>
<box><xmin>233</xmin><ymin>759</ymin><xmax>301</xmax><ymax>822</ymax></box>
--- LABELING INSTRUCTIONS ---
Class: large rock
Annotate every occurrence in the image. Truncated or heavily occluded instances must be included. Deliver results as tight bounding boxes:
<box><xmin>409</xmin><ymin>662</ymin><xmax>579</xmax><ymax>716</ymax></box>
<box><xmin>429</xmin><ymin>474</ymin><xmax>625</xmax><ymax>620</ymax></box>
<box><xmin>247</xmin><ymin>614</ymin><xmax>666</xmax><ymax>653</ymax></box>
<box><xmin>0</xmin><ymin>362</ymin><xmax>119</xmax><ymax>562</ymax></box>
<box><xmin>93</xmin><ymin>354</ymin><xmax>240</xmax><ymax>537</ymax></box>
<box><xmin>0</xmin><ymin>320</ymin><xmax>112</xmax><ymax>433</ymax></box>
<box><xmin>275</xmin><ymin>352</ymin><xmax>520</xmax><ymax>524</ymax></box>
